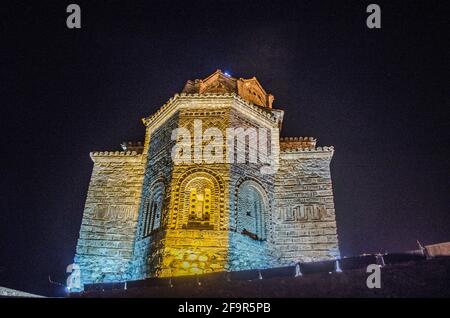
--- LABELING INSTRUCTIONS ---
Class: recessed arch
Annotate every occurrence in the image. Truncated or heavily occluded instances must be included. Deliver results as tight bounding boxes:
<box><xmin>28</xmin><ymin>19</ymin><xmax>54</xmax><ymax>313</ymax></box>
<box><xmin>140</xmin><ymin>180</ymin><xmax>165</xmax><ymax>237</ymax></box>
<box><xmin>172</xmin><ymin>167</ymin><xmax>226</xmax><ymax>230</ymax></box>
<box><xmin>235</xmin><ymin>178</ymin><xmax>270</xmax><ymax>240</ymax></box>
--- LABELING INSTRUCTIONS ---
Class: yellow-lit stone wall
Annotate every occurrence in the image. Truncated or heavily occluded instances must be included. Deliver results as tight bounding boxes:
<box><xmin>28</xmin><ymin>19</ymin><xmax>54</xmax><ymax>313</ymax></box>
<box><xmin>159</xmin><ymin>102</ymin><xmax>232</xmax><ymax>277</ymax></box>
<box><xmin>159</xmin><ymin>230</ymin><xmax>229</xmax><ymax>276</ymax></box>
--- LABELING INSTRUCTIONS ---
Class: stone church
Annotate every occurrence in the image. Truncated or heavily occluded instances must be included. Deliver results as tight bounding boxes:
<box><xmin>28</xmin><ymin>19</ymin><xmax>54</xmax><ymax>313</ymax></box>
<box><xmin>74</xmin><ymin>70</ymin><xmax>340</xmax><ymax>288</ymax></box>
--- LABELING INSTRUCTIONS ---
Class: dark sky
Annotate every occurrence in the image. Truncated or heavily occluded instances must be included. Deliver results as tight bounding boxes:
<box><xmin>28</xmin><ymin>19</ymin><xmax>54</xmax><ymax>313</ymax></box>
<box><xmin>1</xmin><ymin>0</ymin><xmax>449</xmax><ymax>296</ymax></box>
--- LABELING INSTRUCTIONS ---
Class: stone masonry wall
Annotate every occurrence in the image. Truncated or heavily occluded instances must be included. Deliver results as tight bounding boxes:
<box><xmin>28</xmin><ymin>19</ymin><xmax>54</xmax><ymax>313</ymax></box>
<box><xmin>227</xmin><ymin>103</ymin><xmax>279</xmax><ymax>270</ymax></box>
<box><xmin>273</xmin><ymin>148</ymin><xmax>339</xmax><ymax>265</ymax></box>
<box><xmin>227</xmin><ymin>232</ymin><xmax>277</xmax><ymax>271</ymax></box>
<box><xmin>131</xmin><ymin>114</ymin><xmax>178</xmax><ymax>280</ymax></box>
<box><xmin>74</xmin><ymin>152</ymin><xmax>145</xmax><ymax>288</ymax></box>
<box><xmin>160</xmin><ymin>101</ymin><xmax>232</xmax><ymax>277</ymax></box>
<box><xmin>159</xmin><ymin>230</ymin><xmax>229</xmax><ymax>277</ymax></box>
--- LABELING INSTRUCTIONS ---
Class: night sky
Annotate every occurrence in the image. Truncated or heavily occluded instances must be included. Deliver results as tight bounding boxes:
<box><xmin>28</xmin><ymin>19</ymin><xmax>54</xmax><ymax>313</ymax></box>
<box><xmin>1</xmin><ymin>0</ymin><xmax>449</xmax><ymax>296</ymax></box>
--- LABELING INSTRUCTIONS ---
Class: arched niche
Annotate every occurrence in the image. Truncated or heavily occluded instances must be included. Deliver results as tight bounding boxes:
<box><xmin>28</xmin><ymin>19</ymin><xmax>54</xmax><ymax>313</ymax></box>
<box><xmin>236</xmin><ymin>179</ymin><xmax>269</xmax><ymax>240</ymax></box>
<box><xmin>172</xmin><ymin>168</ymin><xmax>225</xmax><ymax>230</ymax></box>
<box><xmin>141</xmin><ymin>181</ymin><xmax>165</xmax><ymax>237</ymax></box>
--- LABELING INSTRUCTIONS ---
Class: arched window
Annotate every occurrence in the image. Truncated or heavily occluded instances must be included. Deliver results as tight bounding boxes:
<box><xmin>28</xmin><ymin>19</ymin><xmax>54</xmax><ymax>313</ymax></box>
<box><xmin>182</xmin><ymin>176</ymin><xmax>216</xmax><ymax>230</ymax></box>
<box><xmin>142</xmin><ymin>183</ymin><xmax>164</xmax><ymax>237</ymax></box>
<box><xmin>237</xmin><ymin>181</ymin><xmax>267</xmax><ymax>240</ymax></box>
<box><xmin>172</xmin><ymin>168</ymin><xmax>226</xmax><ymax>231</ymax></box>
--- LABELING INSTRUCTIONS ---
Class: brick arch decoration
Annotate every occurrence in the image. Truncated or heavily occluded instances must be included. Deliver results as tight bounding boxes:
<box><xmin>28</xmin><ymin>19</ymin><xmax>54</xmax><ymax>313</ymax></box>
<box><xmin>234</xmin><ymin>178</ymin><xmax>273</xmax><ymax>240</ymax></box>
<box><xmin>137</xmin><ymin>177</ymin><xmax>166</xmax><ymax>237</ymax></box>
<box><xmin>171</xmin><ymin>167</ymin><xmax>226</xmax><ymax>230</ymax></box>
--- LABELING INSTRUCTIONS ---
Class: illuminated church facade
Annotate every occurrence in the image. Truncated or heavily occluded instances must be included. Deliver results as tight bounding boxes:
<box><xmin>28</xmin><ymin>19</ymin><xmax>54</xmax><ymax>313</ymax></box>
<box><xmin>74</xmin><ymin>70</ymin><xmax>340</xmax><ymax>288</ymax></box>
